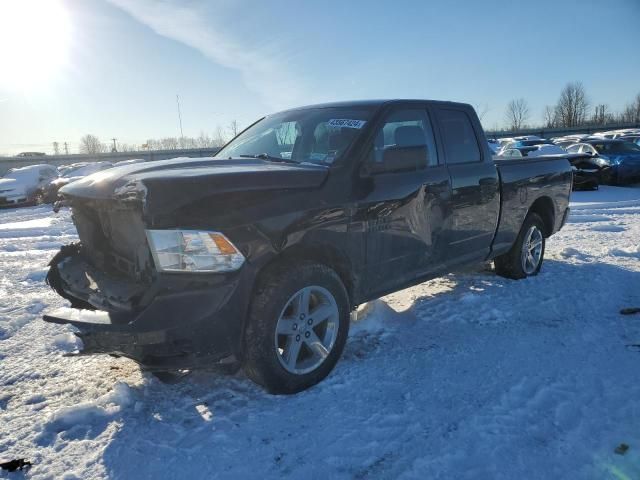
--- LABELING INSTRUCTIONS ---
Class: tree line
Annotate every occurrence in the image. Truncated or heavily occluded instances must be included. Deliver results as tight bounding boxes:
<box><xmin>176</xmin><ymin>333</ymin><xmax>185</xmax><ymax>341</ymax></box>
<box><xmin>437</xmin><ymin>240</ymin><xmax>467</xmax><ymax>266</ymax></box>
<box><xmin>77</xmin><ymin>121</ymin><xmax>240</xmax><ymax>155</ymax></box>
<box><xmin>504</xmin><ymin>82</ymin><xmax>640</xmax><ymax>132</ymax></box>
<box><xmin>74</xmin><ymin>85</ymin><xmax>640</xmax><ymax>154</ymax></box>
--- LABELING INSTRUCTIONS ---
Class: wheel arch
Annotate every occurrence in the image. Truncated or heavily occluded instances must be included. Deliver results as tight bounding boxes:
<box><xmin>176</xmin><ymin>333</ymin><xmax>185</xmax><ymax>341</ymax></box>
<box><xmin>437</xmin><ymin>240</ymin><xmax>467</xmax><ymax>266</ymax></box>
<box><xmin>527</xmin><ymin>196</ymin><xmax>555</xmax><ymax>237</ymax></box>
<box><xmin>254</xmin><ymin>242</ymin><xmax>356</xmax><ymax>308</ymax></box>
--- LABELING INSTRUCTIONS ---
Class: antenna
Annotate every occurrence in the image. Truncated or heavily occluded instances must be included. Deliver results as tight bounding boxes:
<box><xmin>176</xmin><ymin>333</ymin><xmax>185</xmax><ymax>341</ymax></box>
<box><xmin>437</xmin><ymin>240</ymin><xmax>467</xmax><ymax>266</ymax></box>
<box><xmin>176</xmin><ymin>94</ymin><xmax>184</xmax><ymax>141</ymax></box>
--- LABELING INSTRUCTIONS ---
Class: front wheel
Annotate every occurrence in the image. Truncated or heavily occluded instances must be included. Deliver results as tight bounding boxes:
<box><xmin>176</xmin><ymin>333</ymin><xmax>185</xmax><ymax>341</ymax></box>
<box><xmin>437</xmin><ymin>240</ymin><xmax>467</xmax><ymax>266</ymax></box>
<box><xmin>243</xmin><ymin>263</ymin><xmax>350</xmax><ymax>394</ymax></box>
<box><xmin>494</xmin><ymin>212</ymin><xmax>546</xmax><ymax>280</ymax></box>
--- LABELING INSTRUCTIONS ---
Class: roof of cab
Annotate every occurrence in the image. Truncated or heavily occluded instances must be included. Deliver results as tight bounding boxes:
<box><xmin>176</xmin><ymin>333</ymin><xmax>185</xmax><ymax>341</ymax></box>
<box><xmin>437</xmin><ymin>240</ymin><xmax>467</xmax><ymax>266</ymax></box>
<box><xmin>274</xmin><ymin>99</ymin><xmax>473</xmax><ymax>114</ymax></box>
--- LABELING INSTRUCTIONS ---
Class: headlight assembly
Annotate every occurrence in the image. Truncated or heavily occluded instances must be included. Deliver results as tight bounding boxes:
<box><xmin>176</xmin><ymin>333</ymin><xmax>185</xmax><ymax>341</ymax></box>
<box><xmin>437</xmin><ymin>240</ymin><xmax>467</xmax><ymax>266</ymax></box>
<box><xmin>146</xmin><ymin>230</ymin><xmax>245</xmax><ymax>273</ymax></box>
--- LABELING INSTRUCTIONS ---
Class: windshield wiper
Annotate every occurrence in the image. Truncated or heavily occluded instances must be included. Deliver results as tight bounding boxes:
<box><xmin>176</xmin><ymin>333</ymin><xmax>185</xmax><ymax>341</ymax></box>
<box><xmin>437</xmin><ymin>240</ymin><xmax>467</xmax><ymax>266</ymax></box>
<box><xmin>237</xmin><ymin>153</ymin><xmax>298</xmax><ymax>164</ymax></box>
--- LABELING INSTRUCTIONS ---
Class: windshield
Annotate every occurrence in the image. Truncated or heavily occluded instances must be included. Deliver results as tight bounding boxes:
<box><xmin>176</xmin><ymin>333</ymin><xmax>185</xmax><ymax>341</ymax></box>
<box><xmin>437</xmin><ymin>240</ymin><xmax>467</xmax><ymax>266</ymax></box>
<box><xmin>593</xmin><ymin>142</ymin><xmax>640</xmax><ymax>154</ymax></box>
<box><xmin>215</xmin><ymin>107</ymin><xmax>374</xmax><ymax>165</ymax></box>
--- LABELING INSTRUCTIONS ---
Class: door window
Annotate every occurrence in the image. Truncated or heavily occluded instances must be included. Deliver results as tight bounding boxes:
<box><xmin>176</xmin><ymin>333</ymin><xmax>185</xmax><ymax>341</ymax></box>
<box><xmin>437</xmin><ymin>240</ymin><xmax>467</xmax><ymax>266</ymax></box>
<box><xmin>366</xmin><ymin>108</ymin><xmax>438</xmax><ymax>173</ymax></box>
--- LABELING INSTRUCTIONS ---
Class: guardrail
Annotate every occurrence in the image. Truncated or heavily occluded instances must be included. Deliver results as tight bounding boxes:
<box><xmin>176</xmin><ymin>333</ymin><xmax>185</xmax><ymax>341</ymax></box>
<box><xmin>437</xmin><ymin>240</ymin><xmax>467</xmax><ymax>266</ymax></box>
<box><xmin>0</xmin><ymin>147</ymin><xmax>221</xmax><ymax>175</ymax></box>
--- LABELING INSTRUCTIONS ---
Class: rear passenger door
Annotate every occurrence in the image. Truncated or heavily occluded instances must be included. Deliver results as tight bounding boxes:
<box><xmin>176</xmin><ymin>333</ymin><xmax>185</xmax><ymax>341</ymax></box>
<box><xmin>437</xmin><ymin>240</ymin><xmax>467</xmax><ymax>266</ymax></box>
<box><xmin>433</xmin><ymin>107</ymin><xmax>500</xmax><ymax>263</ymax></box>
<box><xmin>359</xmin><ymin>105</ymin><xmax>451</xmax><ymax>296</ymax></box>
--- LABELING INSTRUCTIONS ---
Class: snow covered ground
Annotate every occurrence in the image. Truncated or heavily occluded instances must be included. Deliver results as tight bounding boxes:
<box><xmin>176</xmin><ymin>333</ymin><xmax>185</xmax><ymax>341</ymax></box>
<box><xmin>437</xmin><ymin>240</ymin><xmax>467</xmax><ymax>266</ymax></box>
<box><xmin>1</xmin><ymin>186</ymin><xmax>639</xmax><ymax>479</ymax></box>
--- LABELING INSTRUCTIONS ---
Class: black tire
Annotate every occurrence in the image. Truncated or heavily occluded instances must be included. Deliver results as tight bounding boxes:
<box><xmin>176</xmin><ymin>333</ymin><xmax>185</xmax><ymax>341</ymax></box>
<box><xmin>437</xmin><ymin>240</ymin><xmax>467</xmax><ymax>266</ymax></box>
<box><xmin>243</xmin><ymin>262</ymin><xmax>350</xmax><ymax>394</ymax></box>
<box><xmin>494</xmin><ymin>212</ymin><xmax>546</xmax><ymax>280</ymax></box>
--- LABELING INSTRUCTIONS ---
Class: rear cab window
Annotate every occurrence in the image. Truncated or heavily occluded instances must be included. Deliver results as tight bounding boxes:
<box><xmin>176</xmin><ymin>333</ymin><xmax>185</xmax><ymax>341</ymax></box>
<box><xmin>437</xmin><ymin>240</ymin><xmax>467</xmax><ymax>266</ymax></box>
<box><xmin>435</xmin><ymin>109</ymin><xmax>482</xmax><ymax>164</ymax></box>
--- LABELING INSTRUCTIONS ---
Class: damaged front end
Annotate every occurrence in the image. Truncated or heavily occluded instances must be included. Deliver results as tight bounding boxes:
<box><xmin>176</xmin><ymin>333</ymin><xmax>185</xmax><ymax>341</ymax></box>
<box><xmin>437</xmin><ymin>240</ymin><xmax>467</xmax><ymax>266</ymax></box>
<box><xmin>44</xmin><ymin>196</ymin><xmax>246</xmax><ymax>371</ymax></box>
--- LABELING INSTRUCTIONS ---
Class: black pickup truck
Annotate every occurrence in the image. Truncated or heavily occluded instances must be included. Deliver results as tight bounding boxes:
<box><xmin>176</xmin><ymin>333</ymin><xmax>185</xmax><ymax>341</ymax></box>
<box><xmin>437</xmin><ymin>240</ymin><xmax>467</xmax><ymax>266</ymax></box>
<box><xmin>44</xmin><ymin>100</ymin><xmax>572</xmax><ymax>393</ymax></box>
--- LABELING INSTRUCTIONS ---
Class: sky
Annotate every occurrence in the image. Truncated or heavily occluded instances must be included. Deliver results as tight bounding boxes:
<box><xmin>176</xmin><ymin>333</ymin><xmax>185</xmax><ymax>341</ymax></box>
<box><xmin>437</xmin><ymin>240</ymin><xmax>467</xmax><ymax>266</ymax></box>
<box><xmin>0</xmin><ymin>0</ymin><xmax>639</xmax><ymax>155</ymax></box>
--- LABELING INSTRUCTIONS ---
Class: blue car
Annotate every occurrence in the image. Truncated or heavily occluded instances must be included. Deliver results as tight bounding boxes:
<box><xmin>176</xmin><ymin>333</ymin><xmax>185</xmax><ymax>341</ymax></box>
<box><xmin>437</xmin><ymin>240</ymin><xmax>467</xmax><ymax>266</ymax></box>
<box><xmin>566</xmin><ymin>140</ymin><xmax>640</xmax><ymax>184</ymax></box>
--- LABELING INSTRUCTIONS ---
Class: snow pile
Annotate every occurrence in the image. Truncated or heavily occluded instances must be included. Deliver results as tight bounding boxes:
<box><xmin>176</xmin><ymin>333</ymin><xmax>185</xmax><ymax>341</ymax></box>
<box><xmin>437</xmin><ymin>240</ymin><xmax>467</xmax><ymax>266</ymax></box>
<box><xmin>44</xmin><ymin>382</ymin><xmax>133</xmax><ymax>434</ymax></box>
<box><xmin>0</xmin><ymin>186</ymin><xmax>639</xmax><ymax>479</ymax></box>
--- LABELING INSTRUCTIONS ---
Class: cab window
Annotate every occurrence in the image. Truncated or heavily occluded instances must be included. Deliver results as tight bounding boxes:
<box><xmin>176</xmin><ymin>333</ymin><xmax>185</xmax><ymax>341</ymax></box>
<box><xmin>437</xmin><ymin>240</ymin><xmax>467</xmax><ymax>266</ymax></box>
<box><xmin>435</xmin><ymin>109</ymin><xmax>481</xmax><ymax>164</ymax></box>
<box><xmin>365</xmin><ymin>108</ymin><xmax>438</xmax><ymax>173</ymax></box>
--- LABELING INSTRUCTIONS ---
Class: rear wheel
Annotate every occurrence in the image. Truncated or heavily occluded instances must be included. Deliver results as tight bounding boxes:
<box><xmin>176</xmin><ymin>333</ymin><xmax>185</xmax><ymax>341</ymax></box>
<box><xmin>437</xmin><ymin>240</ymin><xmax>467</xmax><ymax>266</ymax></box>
<box><xmin>243</xmin><ymin>262</ymin><xmax>350</xmax><ymax>394</ymax></box>
<box><xmin>494</xmin><ymin>212</ymin><xmax>546</xmax><ymax>280</ymax></box>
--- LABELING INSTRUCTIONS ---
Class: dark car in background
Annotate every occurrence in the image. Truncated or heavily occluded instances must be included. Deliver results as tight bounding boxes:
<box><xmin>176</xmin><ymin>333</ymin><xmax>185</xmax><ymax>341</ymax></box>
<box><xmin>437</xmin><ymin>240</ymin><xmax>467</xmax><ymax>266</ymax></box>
<box><xmin>619</xmin><ymin>135</ymin><xmax>640</xmax><ymax>146</ymax></box>
<box><xmin>498</xmin><ymin>144</ymin><xmax>602</xmax><ymax>190</ymax></box>
<box><xmin>566</xmin><ymin>140</ymin><xmax>640</xmax><ymax>184</ymax></box>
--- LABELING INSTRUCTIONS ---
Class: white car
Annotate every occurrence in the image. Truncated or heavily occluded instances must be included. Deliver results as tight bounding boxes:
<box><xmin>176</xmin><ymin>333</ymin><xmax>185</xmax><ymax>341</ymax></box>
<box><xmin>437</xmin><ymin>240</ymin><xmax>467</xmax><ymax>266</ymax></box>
<box><xmin>0</xmin><ymin>164</ymin><xmax>59</xmax><ymax>207</ymax></box>
<box><xmin>44</xmin><ymin>161</ymin><xmax>113</xmax><ymax>202</ymax></box>
<box><xmin>526</xmin><ymin>144</ymin><xmax>567</xmax><ymax>157</ymax></box>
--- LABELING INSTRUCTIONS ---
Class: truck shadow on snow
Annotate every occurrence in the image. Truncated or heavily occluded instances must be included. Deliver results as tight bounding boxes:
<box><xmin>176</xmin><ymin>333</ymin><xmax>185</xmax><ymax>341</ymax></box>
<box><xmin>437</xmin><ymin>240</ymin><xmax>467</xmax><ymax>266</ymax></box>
<box><xmin>44</xmin><ymin>259</ymin><xmax>640</xmax><ymax>478</ymax></box>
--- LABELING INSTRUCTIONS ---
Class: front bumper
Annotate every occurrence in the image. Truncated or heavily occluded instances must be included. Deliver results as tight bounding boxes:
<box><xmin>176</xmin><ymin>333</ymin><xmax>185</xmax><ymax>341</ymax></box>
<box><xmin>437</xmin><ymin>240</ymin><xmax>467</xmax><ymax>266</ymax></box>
<box><xmin>0</xmin><ymin>195</ymin><xmax>29</xmax><ymax>207</ymax></box>
<box><xmin>43</xmin><ymin>244</ymin><xmax>253</xmax><ymax>370</ymax></box>
<box><xmin>573</xmin><ymin>169</ymin><xmax>600</xmax><ymax>189</ymax></box>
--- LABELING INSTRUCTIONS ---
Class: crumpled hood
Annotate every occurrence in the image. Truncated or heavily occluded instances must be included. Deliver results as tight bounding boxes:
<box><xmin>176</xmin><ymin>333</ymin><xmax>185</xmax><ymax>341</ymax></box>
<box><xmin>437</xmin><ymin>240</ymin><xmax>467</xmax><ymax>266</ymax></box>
<box><xmin>60</xmin><ymin>157</ymin><xmax>329</xmax><ymax>214</ymax></box>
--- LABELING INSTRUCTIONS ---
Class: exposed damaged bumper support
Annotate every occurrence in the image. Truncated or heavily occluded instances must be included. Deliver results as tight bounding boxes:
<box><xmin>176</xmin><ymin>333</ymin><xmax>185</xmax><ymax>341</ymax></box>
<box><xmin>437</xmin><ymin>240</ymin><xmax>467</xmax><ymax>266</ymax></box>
<box><xmin>44</xmin><ymin>243</ymin><xmax>252</xmax><ymax>371</ymax></box>
<box><xmin>43</xmin><ymin>307</ymin><xmax>198</xmax><ymax>369</ymax></box>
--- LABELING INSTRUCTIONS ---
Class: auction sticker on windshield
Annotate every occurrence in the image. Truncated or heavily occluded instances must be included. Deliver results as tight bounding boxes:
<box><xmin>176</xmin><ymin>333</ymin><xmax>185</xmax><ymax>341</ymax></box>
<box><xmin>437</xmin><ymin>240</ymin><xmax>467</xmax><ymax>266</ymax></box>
<box><xmin>327</xmin><ymin>119</ymin><xmax>366</xmax><ymax>129</ymax></box>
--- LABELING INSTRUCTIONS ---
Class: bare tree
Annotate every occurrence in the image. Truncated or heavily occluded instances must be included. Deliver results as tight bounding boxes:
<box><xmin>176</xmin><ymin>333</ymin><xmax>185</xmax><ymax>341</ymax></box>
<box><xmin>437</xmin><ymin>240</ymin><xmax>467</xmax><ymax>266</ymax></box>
<box><xmin>79</xmin><ymin>134</ymin><xmax>105</xmax><ymax>154</ymax></box>
<box><xmin>504</xmin><ymin>98</ymin><xmax>530</xmax><ymax>131</ymax></box>
<box><xmin>52</xmin><ymin>141</ymin><xmax>60</xmax><ymax>155</ymax></box>
<box><xmin>619</xmin><ymin>93</ymin><xmax>640</xmax><ymax>123</ymax></box>
<box><xmin>554</xmin><ymin>82</ymin><xmax>589</xmax><ymax>127</ymax></box>
<box><xmin>542</xmin><ymin>105</ymin><xmax>558</xmax><ymax>128</ymax></box>
<box><xmin>159</xmin><ymin>137</ymin><xmax>179</xmax><ymax>150</ymax></box>
<box><xmin>117</xmin><ymin>142</ymin><xmax>140</xmax><ymax>152</ymax></box>
<box><xmin>474</xmin><ymin>103</ymin><xmax>490</xmax><ymax>124</ymax></box>
<box><xmin>228</xmin><ymin>120</ymin><xmax>239</xmax><ymax>139</ymax></box>
<box><xmin>195</xmin><ymin>131</ymin><xmax>214</xmax><ymax>148</ymax></box>
<box><xmin>213</xmin><ymin>125</ymin><xmax>229</xmax><ymax>147</ymax></box>
<box><xmin>592</xmin><ymin>104</ymin><xmax>614</xmax><ymax>126</ymax></box>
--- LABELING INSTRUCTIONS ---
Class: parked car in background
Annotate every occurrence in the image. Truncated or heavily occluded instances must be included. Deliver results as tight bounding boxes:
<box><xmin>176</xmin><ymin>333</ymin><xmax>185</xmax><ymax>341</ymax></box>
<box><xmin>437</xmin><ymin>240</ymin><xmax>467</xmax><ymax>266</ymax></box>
<box><xmin>552</xmin><ymin>140</ymin><xmax>576</xmax><ymax>149</ymax></box>
<box><xmin>592</xmin><ymin>129</ymin><xmax>640</xmax><ymax>140</ymax></box>
<box><xmin>619</xmin><ymin>135</ymin><xmax>640</xmax><ymax>146</ymax></box>
<box><xmin>43</xmin><ymin>161</ymin><xmax>113</xmax><ymax>203</ymax></box>
<box><xmin>487</xmin><ymin>139</ymin><xmax>500</xmax><ymax>153</ymax></box>
<box><xmin>498</xmin><ymin>144</ymin><xmax>602</xmax><ymax>190</ymax></box>
<box><xmin>524</xmin><ymin>144</ymin><xmax>566</xmax><ymax>156</ymax></box>
<box><xmin>113</xmin><ymin>158</ymin><xmax>146</xmax><ymax>168</ymax></box>
<box><xmin>497</xmin><ymin>138</ymin><xmax>553</xmax><ymax>155</ymax></box>
<box><xmin>552</xmin><ymin>135</ymin><xmax>590</xmax><ymax>148</ymax></box>
<box><xmin>16</xmin><ymin>152</ymin><xmax>47</xmax><ymax>157</ymax></box>
<box><xmin>0</xmin><ymin>164</ymin><xmax>59</xmax><ymax>207</ymax></box>
<box><xmin>566</xmin><ymin>140</ymin><xmax>640</xmax><ymax>184</ymax></box>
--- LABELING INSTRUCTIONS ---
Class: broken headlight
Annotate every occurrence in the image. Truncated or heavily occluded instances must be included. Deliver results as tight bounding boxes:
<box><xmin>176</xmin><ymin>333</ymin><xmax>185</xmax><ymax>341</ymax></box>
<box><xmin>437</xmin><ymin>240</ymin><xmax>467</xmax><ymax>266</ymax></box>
<box><xmin>146</xmin><ymin>230</ymin><xmax>245</xmax><ymax>273</ymax></box>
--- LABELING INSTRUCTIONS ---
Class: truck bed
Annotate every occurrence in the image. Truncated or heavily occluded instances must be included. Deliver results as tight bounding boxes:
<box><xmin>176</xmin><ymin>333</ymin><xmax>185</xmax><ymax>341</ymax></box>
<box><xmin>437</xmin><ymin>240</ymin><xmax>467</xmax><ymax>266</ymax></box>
<box><xmin>492</xmin><ymin>155</ymin><xmax>573</xmax><ymax>255</ymax></box>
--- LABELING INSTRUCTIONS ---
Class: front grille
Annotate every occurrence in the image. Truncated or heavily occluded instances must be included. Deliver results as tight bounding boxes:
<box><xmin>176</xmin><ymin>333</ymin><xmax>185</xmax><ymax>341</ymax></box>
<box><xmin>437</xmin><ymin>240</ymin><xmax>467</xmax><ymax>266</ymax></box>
<box><xmin>71</xmin><ymin>201</ymin><xmax>153</xmax><ymax>281</ymax></box>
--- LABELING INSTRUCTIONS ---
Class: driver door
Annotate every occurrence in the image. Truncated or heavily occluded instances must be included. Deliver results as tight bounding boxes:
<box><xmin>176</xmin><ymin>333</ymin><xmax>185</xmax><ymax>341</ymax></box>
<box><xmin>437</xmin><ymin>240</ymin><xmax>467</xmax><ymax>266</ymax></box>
<box><xmin>358</xmin><ymin>105</ymin><xmax>452</xmax><ymax>297</ymax></box>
